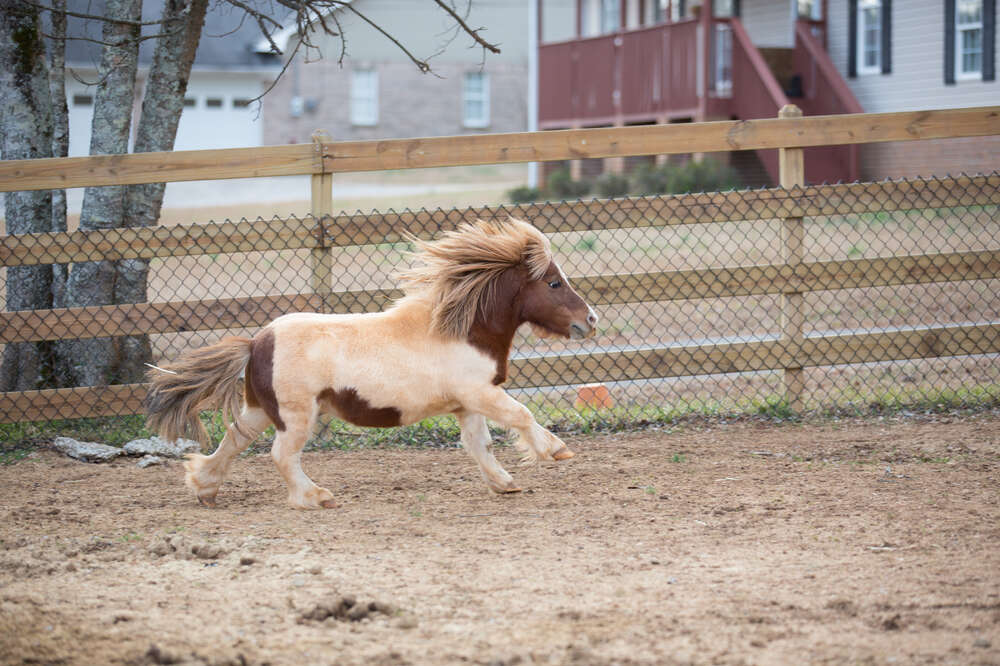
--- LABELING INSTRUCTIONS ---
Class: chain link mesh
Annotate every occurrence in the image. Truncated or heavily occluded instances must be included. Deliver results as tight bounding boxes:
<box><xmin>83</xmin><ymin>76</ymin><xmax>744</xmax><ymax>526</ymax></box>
<box><xmin>2</xmin><ymin>174</ymin><xmax>998</xmax><ymax>438</ymax></box>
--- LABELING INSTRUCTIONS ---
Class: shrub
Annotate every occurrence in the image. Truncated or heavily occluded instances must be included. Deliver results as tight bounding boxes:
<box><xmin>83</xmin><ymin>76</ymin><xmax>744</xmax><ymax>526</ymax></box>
<box><xmin>630</xmin><ymin>158</ymin><xmax>741</xmax><ymax>196</ymax></box>
<box><xmin>630</xmin><ymin>163</ymin><xmax>670</xmax><ymax>195</ymax></box>
<box><xmin>506</xmin><ymin>186</ymin><xmax>543</xmax><ymax>204</ymax></box>
<box><xmin>546</xmin><ymin>167</ymin><xmax>591</xmax><ymax>200</ymax></box>
<box><xmin>594</xmin><ymin>172</ymin><xmax>630</xmax><ymax>198</ymax></box>
<box><xmin>665</xmin><ymin>158</ymin><xmax>739</xmax><ymax>194</ymax></box>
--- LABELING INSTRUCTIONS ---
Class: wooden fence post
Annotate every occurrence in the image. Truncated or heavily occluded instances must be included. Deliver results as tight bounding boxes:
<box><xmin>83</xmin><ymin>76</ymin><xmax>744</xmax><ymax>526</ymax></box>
<box><xmin>310</xmin><ymin>130</ymin><xmax>334</xmax><ymax>313</ymax></box>
<box><xmin>778</xmin><ymin>104</ymin><xmax>805</xmax><ymax>412</ymax></box>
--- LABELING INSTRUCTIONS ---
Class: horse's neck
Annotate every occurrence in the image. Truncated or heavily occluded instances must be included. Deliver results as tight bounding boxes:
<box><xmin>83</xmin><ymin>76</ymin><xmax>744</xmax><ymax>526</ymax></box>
<box><xmin>467</xmin><ymin>303</ymin><xmax>521</xmax><ymax>386</ymax></box>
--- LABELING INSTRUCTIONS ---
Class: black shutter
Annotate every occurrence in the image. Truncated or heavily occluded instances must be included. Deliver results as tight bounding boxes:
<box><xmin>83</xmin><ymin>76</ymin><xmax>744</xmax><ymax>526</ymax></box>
<box><xmin>881</xmin><ymin>0</ymin><xmax>892</xmax><ymax>73</ymax></box>
<box><xmin>733</xmin><ymin>0</ymin><xmax>741</xmax><ymax>18</ymax></box>
<box><xmin>848</xmin><ymin>0</ymin><xmax>858</xmax><ymax>78</ymax></box>
<box><xmin>985</xmin><ymin>0</ymin><xmax>996</xmax><ymax>81</ymax></box>
<box><xmin>945</xmin><ymin>0</ymin><xmax>956</xmax><ymax>85</ymax></box>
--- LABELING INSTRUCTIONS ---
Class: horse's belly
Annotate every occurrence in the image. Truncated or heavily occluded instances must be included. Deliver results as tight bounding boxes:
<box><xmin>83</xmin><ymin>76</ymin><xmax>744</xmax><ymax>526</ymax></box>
<box><xmin>317</xmin><ymin>386</ymin><xmax>459</xmax><ymax>428</ymax></box>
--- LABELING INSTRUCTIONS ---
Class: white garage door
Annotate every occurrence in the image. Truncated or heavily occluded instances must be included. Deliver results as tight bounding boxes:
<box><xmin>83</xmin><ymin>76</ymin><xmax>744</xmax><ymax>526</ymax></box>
<box><xmin>66</xmin><ymin>72</ymin><xmax>265</xmax><ymax>157</ymax></box>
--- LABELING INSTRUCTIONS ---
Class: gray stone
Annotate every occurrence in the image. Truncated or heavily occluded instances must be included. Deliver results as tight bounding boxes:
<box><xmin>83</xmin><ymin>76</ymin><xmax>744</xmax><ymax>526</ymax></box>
<box><xmin>136</xmin><ymin>455</ymin><xmax>165</xmax><ymax>468</ymax></box>
<box><xmin>123</xmin><ymin>436</ymin><xmax>199</xmax><ymax>458</ymax></box>
<box><xmin>51</xmin><ymin>437</ymin><xmax>123</xmax><ymax>463</ymax></box>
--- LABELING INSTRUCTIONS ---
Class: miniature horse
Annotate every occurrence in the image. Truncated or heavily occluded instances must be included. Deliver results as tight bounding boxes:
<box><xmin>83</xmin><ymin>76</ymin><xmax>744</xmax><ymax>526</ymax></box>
<box><xmin>146</xmin><ymin>218</ymin><xmax>598</xmax><ymax>509</ymax></box>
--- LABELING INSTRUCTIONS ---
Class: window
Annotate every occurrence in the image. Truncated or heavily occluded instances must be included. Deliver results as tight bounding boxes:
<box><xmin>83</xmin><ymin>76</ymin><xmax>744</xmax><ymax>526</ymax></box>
<box><xmin>183</xmin><ymin>98</ymin><xmax>196</xmax><ymax>108</ymax></box>
<box><xmin>233</xmin><ymin>98</ymin><xmax>251</xmax><ymax>109</ymax></box>
<box><xmin>957</xmin><ymin>0</ymin><xmax>984</xmax><ymax>79</ymax></box>
<box><xmin>72</xmin><ymin>94</ymin><xmax>93</xmax><ymax>107</ymax></box>
<box><xmin>946</xmin><ymin>0</ymin><xmax>995</xmax><ymax>83</ymax></box>
<box><xmin>463</xmin><ymin>72</ymin><xmax>490</xmax><ymax>128</ymax></box>
<box><xmin>857</xmin><ymin>0</ymin><xmax>881</xmax><ymax>74</ymax></box>
<box><xmin>205</xmin><ymin>98</ymin><xmax>223</xmax><ymax>109</ymax></box>
<box><xmin>350</xmin><ymin>69</ymin><xmax>378</xmax><ymax>126</ymax></box>
<box><xmin>601</xmin><ymin>0</ymin><xmax>620</xmax><ymax>32</ymax></box>
<box><xmin>798</xmin><ymin>0</ymin><xmax>822</xmax><ymax>20</ymax></box>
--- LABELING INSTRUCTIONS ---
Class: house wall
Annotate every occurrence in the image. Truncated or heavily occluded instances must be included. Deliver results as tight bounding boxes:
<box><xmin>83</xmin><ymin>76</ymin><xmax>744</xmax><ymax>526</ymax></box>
<box><xmin>263</xmin><ymin>0</ymin><xmax>568</xmax><ymax>143</ymax></box>
<box><xmin>826</xmin><ymin>0</ymin><xmax>1000</xmax><ymax>179</ymax></box>
<box><xmin>263</xmin><ymin>60</ymin><xmax>528</xmax><ymax>145</ymax></box>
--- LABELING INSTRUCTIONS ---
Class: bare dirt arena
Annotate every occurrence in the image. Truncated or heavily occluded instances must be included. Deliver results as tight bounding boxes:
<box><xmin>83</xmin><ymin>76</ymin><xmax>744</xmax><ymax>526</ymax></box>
<box><xmin>1</xmin><ymin>416</ymin><xmax>998</xmax><ymax>665</ymax></box>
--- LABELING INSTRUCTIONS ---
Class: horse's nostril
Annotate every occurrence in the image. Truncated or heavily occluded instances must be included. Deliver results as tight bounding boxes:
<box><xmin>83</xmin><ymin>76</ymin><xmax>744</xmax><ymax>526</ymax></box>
<box><xmin>587</xmin><ymin>312</ymin><xmax>598</xmax><ymax>326</ymax></box>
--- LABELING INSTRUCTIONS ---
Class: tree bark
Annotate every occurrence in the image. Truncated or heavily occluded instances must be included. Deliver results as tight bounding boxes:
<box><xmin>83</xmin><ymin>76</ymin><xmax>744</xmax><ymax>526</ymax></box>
<box><xmin>60</xmin><ymin>0</ymin><xmax>141</xmax><ymax>388</ymax></box>
<box><xmin>0</xmin><ymin>2</ymin><xmax>55</xmax><ymax>392</ymax></box>
<box><xmin>115</xmin><ymin>0</ymin><xmax>210</xmax><ymax>384</ymax></box>
<box><xmin>49</xmin><ymin>0</ymin><xmax>69</xmax><ymax>313</ymax></box>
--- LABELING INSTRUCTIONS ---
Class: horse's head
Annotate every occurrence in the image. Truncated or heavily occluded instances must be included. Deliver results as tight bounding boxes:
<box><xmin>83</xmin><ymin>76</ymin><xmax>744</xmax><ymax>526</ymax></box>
<box><xmin>520</xmin><ymin>259</ymin><xmax>598</xmax><ymax>340</ymax></box>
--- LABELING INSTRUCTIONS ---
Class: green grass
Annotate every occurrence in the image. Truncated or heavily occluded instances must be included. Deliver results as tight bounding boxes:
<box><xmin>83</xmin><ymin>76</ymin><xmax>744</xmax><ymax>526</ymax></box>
<box><xmin>1</xmin><ymin>382</ymin><xmax>997</xmax><ymax>463</ymax></box>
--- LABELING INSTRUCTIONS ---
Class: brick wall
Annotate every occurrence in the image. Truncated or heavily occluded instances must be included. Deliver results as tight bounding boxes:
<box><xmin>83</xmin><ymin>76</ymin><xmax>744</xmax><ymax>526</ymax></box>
<box><xmin>262</xmin><ymin>59</ymin><xmax>528</xmax><ymax>145</ymax></box>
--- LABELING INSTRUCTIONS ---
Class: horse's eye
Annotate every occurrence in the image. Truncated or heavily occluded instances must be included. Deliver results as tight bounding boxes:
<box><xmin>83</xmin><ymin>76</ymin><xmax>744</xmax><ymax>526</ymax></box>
<box><xmin>548</xmin><ymin>280</ymin><xmax>562</xmax><ymax>289</ymax></box>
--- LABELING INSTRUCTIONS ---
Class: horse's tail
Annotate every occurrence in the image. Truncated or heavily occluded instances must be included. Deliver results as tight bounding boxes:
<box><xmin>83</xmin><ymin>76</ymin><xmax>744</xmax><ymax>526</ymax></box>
<box><xmin>145</xmin><ymin>337</ymin><xmax>254</xmax><ymax>447</ymax></box>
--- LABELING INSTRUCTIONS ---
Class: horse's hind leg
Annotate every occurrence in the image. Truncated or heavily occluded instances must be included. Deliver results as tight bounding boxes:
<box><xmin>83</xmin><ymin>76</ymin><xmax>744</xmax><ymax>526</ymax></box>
<box><xmin>185</xmin><ymin>406</ymin><xmax>271</xmax><ymax>507</ymax></box>
<box><xmin>456</xmin><ymin>410</ymin><xmax>521</xmax><ymax>494</ymax></box>
<box><xmin>270</xmin><ymin>406</ymin><xmax>335</xmax><ymax>509</ymax></box>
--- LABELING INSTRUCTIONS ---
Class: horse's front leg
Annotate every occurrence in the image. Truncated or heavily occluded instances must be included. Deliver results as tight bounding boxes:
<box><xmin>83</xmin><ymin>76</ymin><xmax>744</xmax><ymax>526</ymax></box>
<box><xmin>461</xmin><ymin>386</ymin><xmax>574</xmax><ymax>465</ymax></box>
<box><xmin>455</xmin><ymin>410</ymin><xmax>521</xmax><ymax>494</ymax></box>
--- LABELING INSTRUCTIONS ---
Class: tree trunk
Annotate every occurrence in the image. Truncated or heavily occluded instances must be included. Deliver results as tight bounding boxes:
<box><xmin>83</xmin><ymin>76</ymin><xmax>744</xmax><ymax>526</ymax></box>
<box><xmin>0</xmin><ymin>2</ymin><xmax>55</xmax><ymax>392</ymax></box>
<box><xmin>49</xmin><ymin>0</ymin><xmax>69</xmax><ymax>313</ymax></box>
<box><xmin>60</xmin><ymin>0</ymin><xmax>141</xmax><ymax>388</ymax></box>
<box><xmin>115</xmin><ymin>0</ymin><xmax>210</xmax><ymax>384</ymax></box>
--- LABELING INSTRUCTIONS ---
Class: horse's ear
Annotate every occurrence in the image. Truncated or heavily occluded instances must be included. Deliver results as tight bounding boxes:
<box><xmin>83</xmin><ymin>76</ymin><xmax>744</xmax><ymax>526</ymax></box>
<box><xmin>522</xmin><ymin>237</ymin><xmax>550</xmax><ymax>278</ymax></box>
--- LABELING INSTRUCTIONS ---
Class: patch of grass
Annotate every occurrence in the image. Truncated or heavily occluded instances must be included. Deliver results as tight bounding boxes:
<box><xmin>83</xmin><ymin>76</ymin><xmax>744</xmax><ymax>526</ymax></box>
<box><xmin>670</xmin><ymin>453</ymin><xmax>686</xmax><ymax>463</ymax></box>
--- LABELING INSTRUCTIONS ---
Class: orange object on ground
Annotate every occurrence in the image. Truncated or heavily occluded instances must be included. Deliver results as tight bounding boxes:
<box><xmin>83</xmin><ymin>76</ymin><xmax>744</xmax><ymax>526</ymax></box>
<box><xmin>575</xmin><ymin>383</ymin><xmax>613</xmax><ymax>410</ymax></box>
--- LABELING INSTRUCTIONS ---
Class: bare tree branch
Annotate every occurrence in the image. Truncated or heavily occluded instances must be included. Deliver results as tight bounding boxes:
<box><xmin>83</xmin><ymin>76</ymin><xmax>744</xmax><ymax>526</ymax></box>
<box><xmin>26</xmin><ymin>0</ymin><xmax>189</xmax><ymax>27</ymax></box>
<box><xmin>432</xmin><ymin>0</ymin><xmax>501</xmax><ymax>55</ymax></box>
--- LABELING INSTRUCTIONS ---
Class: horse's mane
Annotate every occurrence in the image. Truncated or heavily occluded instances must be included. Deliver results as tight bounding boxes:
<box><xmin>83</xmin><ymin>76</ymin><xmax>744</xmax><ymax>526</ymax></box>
<box><xmin>397</xmin><ymin>218</ymin><xmax>552</xmax><ymax>339</ymax></box>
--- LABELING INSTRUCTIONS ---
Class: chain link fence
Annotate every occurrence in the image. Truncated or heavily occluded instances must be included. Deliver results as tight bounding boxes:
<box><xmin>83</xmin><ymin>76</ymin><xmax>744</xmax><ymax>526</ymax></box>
<box><xmin>2</xmin><ymin>173</ymin><xmax>999</xmax><ymax>444</ymax></box>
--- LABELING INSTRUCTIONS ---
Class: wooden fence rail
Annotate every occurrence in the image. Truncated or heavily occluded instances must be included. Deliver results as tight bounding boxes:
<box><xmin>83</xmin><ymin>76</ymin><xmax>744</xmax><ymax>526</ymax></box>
<box><xmin>1</xmin><ymin>105</ymin><xmax>999</xmax><ymax>423</ymax></box>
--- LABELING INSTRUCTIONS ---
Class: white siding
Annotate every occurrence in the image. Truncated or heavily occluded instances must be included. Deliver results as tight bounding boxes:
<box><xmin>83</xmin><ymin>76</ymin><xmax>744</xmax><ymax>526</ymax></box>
<box><xmin>741</xmin><ymin>0</ymin><xmax>796</xmax><ymax>47</ymax></box>
<box><xmin>827</xmin><ymin>0</ymin><xmax>999</xmax><ymax>112</ymax></box>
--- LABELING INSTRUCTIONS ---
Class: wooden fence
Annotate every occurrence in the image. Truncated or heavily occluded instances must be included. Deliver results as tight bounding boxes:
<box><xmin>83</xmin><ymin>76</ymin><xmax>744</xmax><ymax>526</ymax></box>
<box><xmin>1</xmin><ymin>105</ymin><xmax>999</xmax><ymax>423</ymax></box>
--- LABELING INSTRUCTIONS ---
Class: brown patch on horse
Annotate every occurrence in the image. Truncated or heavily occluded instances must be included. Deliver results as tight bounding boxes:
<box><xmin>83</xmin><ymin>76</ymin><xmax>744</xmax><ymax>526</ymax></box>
<box><xmin>248</xmin><ymin>329</ymin><xmax>284</xmax><ymax>430</ymax></box>
<box><xmin>467</xmin><ymin>266</ymin><xmax>527</xmax><ymax>385</ymax></box>
<box><xmin>317</xmin><ymin>387</ymin><xmax>403</xmax><ymax>428</ymax></box>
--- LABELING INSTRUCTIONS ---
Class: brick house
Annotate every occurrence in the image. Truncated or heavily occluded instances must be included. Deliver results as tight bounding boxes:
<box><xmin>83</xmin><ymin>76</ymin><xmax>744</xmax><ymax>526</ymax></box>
<box><xmin>260</xmin><ymin>0</ymin><xmax>575</xmax><ymax>145</ymax></box>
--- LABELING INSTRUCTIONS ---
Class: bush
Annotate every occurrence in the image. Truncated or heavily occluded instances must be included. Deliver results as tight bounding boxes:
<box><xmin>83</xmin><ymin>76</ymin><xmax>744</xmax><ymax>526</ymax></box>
<box><xmin>546</xmin><ymin>167</ymin><xmax>591</xmax><ymax>199</ymax></box>
<box><xmin>594</xmin><ymin>172</ymin><xmax>630</xmax><ymax>198</ymax></box>
<box><xmin>665</xmin><ymin>158</ymin><xmax>739</xmax><ymax>194</ymax></box>
<box><xmin>629</xmin><ymin>158</ymin><xmax>741</xmax><ymax>196</ymax></box>
<box><xmin>506</xmin><ymin>186</ymin><xmax>543</xmax><ymax>204</ymax></box>
<box><xmin>630</xmin><ymin>163</ymin><xmax>670</xmax><ymax>195</ymax></box>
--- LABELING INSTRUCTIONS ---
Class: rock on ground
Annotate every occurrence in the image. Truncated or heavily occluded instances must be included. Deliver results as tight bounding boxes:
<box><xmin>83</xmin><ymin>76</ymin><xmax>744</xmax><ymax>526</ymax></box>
<box><xmin>123</xmin><ymin>436</ymin><xmax>199</xmax><ymax>458</ymax></box>
<box><xmin>51</xmin><ymin>437</ymin><xmax>123</xmax><ymax>463</ymax></box>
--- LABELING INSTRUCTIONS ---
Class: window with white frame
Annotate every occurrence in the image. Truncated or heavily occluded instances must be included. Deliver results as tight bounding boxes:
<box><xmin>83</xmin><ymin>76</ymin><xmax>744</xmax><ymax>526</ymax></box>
<box><xmin>956</xmin><ymin>0</ymin><xmax>984</xmax><ymax>79</ymax></box>
<box><xmin>463</xmin><ymin>72</ymin><xmax>490</xmax><ymax>128</ymax></box>
<box><xmin>857</xmin><ymin>0</ymin><xmax>882</xmax><ymax>74</ymax></box>
<box><xmin>350</xmin><ymin>69</ymin><xmax>378</xmax><ymax>126</ymax></box>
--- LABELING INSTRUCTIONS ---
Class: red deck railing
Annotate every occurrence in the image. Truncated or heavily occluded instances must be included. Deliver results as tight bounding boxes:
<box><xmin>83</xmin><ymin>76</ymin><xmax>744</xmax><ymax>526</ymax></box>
<box><xmin>538</xmin><ymin>20</ymin><xmax>699</xmax><ymax>128</ymax></box>
<box><xmin>793</xmin><ymin>20</ymin><xmax>863</xmax><ymax>183</ymax></box>
<box><xmin>729</xmin><ymin>18</ymin><xmax>789</xmax><ymax>184</ymax></box>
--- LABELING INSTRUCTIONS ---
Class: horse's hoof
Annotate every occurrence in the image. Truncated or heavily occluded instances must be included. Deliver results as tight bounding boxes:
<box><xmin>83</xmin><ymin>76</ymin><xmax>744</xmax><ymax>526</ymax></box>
<box><xmin>501</xmin><ymin>486</ymin><xmax>522</xmax><ymax>494</ymax></box>
<box><xmin>320</xmin><ymin>499</ymin><xmax>337</xmax><ymax>509</ymax></box>
<box><xmin>197</xmin><ymin>494</ymin><xmax>217</xmax><ymax>508</ymax></box>
<box><xmin>553</xmin><ymin>447</ymin><xmax>575</xmax><ymax>461</ymax></box>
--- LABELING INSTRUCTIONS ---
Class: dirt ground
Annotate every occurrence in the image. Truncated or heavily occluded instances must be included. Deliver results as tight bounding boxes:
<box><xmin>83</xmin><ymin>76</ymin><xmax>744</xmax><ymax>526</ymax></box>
<box><xmin>1</xmin><ymin>416</ymin><xmax>998</xmax><ymax>665</ymax></box>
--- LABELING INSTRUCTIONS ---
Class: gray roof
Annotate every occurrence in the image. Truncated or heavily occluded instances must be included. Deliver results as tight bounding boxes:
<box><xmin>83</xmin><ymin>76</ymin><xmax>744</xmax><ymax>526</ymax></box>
<box><xmin>62</xmin><ymin>0</ymin><xmax>281</xmax><ymax>71</ymax></box>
